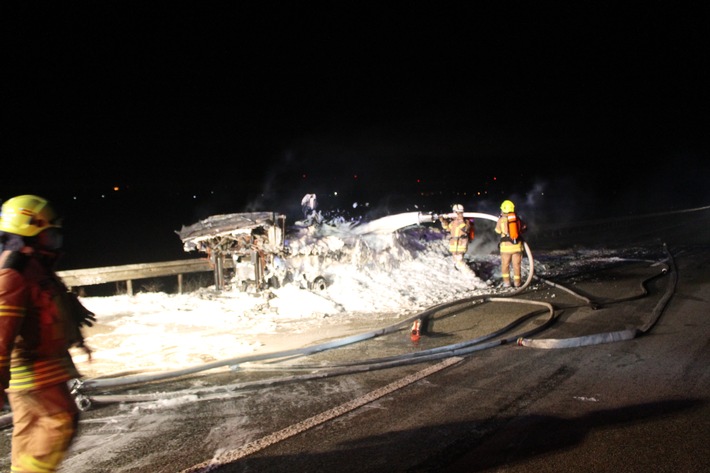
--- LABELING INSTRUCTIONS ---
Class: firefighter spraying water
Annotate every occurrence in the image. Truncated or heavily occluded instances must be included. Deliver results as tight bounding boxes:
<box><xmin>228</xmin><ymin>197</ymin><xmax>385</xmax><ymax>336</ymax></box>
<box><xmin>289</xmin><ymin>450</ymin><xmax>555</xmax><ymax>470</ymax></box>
<box><xmin>438</xmin><ymin>204</ymin><xmax>474</xmax><ymax>273</ymax></box>
<box><xmin>495</xmin><ymin>200</ymin><xmax>527</xmax><ymax>288</ymax></box>
<box><xmin>411</xmin><ymin>204</ymin><xmax>533</xmax><ymax>341</ymax></box>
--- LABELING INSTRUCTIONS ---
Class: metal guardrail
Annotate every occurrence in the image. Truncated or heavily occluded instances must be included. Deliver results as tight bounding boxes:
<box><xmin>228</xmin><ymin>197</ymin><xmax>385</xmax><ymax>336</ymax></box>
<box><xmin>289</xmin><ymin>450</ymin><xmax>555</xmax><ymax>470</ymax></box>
<box><xmin>57</xmin><ymin>258</ymin><xmax>227</xmax><ymax>295</ymax></box>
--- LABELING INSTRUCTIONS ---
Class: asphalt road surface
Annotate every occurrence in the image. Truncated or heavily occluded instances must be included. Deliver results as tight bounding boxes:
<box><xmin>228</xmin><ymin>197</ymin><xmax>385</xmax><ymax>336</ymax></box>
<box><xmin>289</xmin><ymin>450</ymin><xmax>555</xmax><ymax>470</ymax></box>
<box><xmin>2</xmin><ymin>206</ymin><xmax>709</xmax><ymax>473</ymax></box>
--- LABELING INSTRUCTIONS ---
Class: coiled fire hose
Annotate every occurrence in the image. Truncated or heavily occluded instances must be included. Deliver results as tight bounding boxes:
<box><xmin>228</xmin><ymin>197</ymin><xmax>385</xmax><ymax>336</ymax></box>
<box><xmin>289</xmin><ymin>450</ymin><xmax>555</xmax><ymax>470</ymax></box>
<box><xmin>516</xmin><ymin>243</ymin><xmax>674</xmax><ymax>348</ymax></box>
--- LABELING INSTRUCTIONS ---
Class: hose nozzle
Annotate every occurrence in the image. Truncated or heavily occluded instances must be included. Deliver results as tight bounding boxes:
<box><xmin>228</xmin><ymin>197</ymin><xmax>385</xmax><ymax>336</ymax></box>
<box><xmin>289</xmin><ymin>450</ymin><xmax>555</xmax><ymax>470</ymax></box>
<box><xmin>417</xmin><ymin>212</ymin><xmax>436</xmax><ymax>224</ymax></box>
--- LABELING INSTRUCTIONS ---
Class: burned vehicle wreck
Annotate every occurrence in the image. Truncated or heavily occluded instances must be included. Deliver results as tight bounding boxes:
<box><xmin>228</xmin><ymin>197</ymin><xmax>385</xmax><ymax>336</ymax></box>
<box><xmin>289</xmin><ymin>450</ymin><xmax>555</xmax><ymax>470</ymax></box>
<box><xmin>177</xmin><ymin>209</ymin><xmax>443</xmax><ymax>294</ymax></box>
<box><xmin>176</xmin><ymin>212</ymin><xmax>331</xmax><ymax>292</ymax></box>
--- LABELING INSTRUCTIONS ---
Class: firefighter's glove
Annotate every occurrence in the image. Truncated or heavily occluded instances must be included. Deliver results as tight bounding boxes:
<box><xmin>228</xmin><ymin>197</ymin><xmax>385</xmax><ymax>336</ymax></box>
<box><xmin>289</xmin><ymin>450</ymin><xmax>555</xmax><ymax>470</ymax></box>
<box><xmin>78</xmin><ymin>308</ymin><xmax>96</xmax><ymax>328</ymax></box>
<box><xmin>67</xmin><ymin>293</ymin><xmax>96</xmax><ymax>328</ymax></box>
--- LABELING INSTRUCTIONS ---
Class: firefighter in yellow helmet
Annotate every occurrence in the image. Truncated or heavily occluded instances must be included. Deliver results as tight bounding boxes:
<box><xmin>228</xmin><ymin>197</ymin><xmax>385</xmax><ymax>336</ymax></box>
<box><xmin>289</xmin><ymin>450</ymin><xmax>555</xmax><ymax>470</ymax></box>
<box><xmin>439</xmin><ymin>204</ymin><xmax>473</xmax><ymax>271</ymax></box>
<box><xmin>0</xmin><ymin>195</ymin><xmax>95</xmax><ymax>473</ymax></box>
<box><xmin>495</xmin><ymin>199</ymin><xmax>525</xmax><ymax>288</ymax></box>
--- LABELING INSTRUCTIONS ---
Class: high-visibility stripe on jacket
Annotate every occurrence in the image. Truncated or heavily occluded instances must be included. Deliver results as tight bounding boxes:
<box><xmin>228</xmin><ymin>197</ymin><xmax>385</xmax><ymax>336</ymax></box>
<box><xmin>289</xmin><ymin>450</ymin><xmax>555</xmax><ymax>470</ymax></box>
<box><xmin>499</xmin><ymin>241</ymin><xmax>523</xmax><ymax>253</ymax></box>
<box><xmin>9</xmin><ymin>358</ymin><xmax>79</xmax><ymax>390</ymax></box>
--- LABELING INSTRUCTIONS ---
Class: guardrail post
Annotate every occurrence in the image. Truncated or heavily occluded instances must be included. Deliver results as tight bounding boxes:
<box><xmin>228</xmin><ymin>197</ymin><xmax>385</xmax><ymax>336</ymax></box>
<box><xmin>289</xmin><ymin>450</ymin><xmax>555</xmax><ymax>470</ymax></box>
<box><xmin>215</xmin><ymin>255</ymin><xmax>224</xmax><ymax>291</ymax></box>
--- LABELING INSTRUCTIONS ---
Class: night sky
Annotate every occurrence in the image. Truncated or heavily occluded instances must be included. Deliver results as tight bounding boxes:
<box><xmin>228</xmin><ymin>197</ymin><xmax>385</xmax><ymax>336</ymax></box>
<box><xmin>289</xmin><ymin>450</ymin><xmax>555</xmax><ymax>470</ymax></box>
<box><xmin>4</xmin><ymin>3</ymin><xmax>709</xmax><ymax>269</ymax></box>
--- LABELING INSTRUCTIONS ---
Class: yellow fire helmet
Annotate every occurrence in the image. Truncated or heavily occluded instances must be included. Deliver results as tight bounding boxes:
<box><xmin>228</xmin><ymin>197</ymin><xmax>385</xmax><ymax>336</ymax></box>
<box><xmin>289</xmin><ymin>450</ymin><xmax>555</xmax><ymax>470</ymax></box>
<box><xmin>500</xmin><ymin>200</ymin><xmax>515</xmax><ymax>213</ymax></box>
<box><xmin>0</xmin><ymin>195</ymin><xmax>62</xmax><ymax>237</ymax></box>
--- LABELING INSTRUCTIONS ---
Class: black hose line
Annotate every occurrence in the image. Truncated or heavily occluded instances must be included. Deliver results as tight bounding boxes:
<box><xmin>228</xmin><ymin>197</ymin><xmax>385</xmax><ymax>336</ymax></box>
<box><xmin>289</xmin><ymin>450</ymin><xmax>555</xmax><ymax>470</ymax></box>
<box><xmin>517</xmin><ymin>243</ymin><xmax>674</xmax><ymax>348</ymax></box>
<box><xmin>83</xmin><ymin>298</ymin><xmax>556</xmax><ymax>406</ymax></box>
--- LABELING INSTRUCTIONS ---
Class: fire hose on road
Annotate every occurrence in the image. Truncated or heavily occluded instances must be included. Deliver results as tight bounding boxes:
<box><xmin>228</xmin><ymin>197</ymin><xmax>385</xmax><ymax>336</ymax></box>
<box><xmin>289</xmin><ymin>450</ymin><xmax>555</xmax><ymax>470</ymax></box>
<box><xmin>517</xmin><ymin>243</ymin><xmax>675</xmax><ymax>348</ymax></box>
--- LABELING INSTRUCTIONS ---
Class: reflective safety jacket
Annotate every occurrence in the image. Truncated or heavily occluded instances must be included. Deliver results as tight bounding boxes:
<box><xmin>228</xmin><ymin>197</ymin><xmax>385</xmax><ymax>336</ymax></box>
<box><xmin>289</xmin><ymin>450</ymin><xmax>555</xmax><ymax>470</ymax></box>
<box><xmin>442</xmin><ymin>215</ymin><xmax>470</xmax><ymax>255</ymax></box>
<box><xmin>0</xmin><ymin>249</ymin><xmax>81</xmax><ymax>393</ymax></box>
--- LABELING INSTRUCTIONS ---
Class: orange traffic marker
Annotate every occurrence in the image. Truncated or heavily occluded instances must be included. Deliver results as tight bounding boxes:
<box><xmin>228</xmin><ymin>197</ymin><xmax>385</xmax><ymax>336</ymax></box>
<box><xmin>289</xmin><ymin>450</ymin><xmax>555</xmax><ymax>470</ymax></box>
<box><xmin>410</xmin><ymin>319</ymin><xmax>421</xmax><ymax>342</ymax></box>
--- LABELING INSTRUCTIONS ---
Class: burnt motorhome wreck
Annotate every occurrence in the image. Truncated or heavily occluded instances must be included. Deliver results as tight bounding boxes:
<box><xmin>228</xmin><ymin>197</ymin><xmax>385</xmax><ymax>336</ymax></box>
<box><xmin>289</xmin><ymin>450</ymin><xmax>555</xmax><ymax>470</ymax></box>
<box><xmin>177</xmin><ymin>212</ymin><xmax>332</xmax><ymax>292</ymax></box>
<box><xmin>177</xmin><ymin>212</ymin><xmax>288</xmax><ymax>291</ymax></box>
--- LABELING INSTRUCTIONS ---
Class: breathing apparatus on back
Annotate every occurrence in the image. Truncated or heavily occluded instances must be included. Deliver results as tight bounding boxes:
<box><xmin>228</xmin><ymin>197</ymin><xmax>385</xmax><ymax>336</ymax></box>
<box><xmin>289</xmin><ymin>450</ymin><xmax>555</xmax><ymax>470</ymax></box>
<box><xmin>499</xmin><ymin>200</ymin><xmax>526</xmax><ymax>244</ymax></box>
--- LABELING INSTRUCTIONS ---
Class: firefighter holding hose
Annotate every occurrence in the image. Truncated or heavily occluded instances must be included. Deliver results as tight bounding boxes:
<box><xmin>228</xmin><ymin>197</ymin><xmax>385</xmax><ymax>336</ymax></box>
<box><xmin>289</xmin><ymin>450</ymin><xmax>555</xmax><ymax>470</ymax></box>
<box><xmin>440</xmin><ymin>204</ymin><xmax>473</xmax><ymax>272</ymax></box>
<box><xmin>495</xmin><ymin>199</ymin><xmax>526</xmax><ymax>288</ymax></box>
